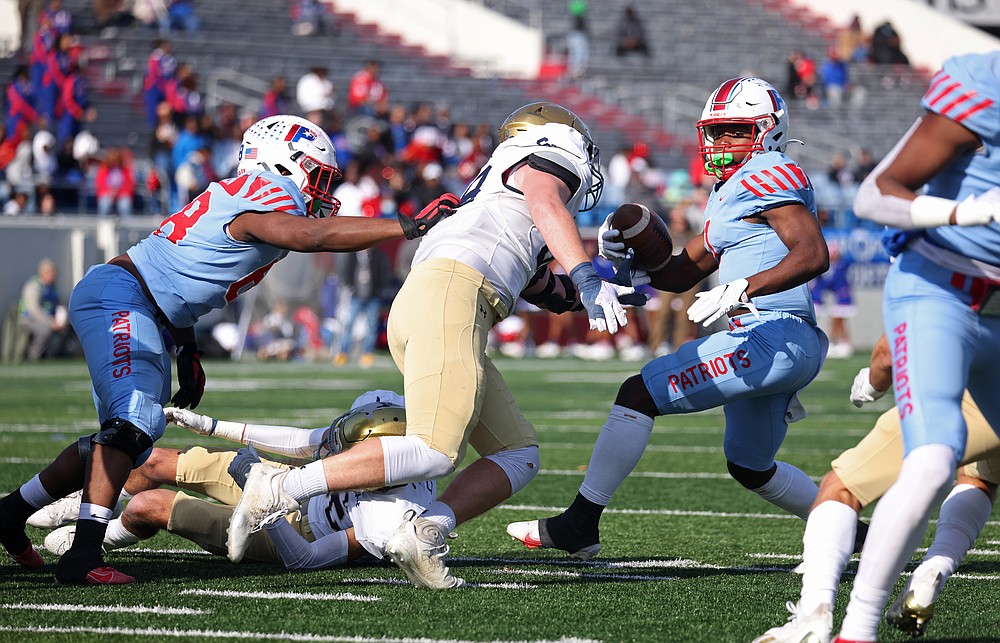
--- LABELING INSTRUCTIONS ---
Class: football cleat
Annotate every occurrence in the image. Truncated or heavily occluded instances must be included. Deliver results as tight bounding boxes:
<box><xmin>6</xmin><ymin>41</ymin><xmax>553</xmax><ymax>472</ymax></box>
<box><xmin>227</xmin><ymin>462</ymin><xmax>299</xmax><ymax>563</ymax></box>
<box><xmin>885</xmin><ymin>565</ymin><xmax>944</xmax><ymax>637</ymax></box>
<box><xmin>27</xmin><ymin>490</ymin><xmax>124</xmax><ymax>529</ymax></box>
<box><xmin>831</xmin><ymin>637</ymin><xmax>873</xmax><ymax>643</ymax></box>
<box><xmin>752</xmin><ymin>601</ymin><xmax>832</xmax><ymax>643</ymax></box>
<box><xmin>83</xmin><ymin>566</ymin><xmax>136</xmax><ymax>585</ymax></box>
<box><xmin>6</xmin><ymin>543</ymin><xmax>44</xmax><ymax>568</ymax></box>
<box><xmin>44</xmin><ymin>525</ymin><xmax>77</xmax><ymax>557</ymax></box>
<box><xmin>54</xmin><ymin>548</ymin><xmax>135</xmax><ymax>585</ymax></box>
<box><xmin>506</xmin><ymin>519</ymin><xmax>601</xmax><ymax>559</ymax></box>
<box><xmin>384</xmin><ymin>510</ymin><xmax>464</xmax><ymax>589</ymax></box>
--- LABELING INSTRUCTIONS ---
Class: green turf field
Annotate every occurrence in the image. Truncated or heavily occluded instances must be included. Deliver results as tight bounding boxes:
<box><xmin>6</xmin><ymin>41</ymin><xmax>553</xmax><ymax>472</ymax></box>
<box><xmin>0</xmin><ymin>356</ymin><xmax>997</xmax><ymax>642</ymax></box>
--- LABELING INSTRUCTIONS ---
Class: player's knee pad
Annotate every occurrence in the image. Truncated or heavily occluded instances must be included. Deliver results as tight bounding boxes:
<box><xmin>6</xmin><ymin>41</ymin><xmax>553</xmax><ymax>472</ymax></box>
<box><xmin>88</xmin><ymin>418</ymin><xmax>154</xmax><ymax>466</ymax></box>
<box><xmin>727</xmin><ymin>460</ymin><xmax>777</xmax><ymax>490</ymax></box>
<box><xmin>382</xmin><ymin>434</ymin><xmax>455</xmax><ymax>486</ymax></box>
<box><xmin>485</xmin><ymin>446</ymin><xmax>540</xmax><ymax>496</ymax></box>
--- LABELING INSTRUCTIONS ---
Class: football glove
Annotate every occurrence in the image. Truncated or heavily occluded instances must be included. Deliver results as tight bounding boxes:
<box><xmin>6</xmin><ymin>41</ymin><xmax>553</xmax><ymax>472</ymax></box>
<box><xmin>227</xmin><ymin>444</ymin><xmax>261</xmax><ymax>490</ymax></box>
<box><xmin>597</xmin><ymin>213</ymin><xmax>628</xmax><ymax>266</ymax></box>
<box><xmin>850</xmin><ymin>367</ymin><xmax>887</xmax><ymax>408</ymax></box>
<box><xmin>171</xmin><ymin>343</ymin><xmax>205</xmax><ymax>410</ymax></box>
<box><xmin>399</xmin><ymin>193</ymin><xmax>460</xmax><ymax>240</ymax></box>
<box><xmin>164</xmin><ymin>407</ymin><xmax>215</xmax><ymax>436</ymax></box>
<box><xmin>687</xmin><ymin>278</ymin><xmax>760</xmax><ymax>327</ymax></box>
<box><xmin>610</xmin><ymin>250</ymin><xmax>650</xmax><ymax>305</ymax></box>
<box><xmin>569</xmin><ymin>261</ymin><xmax>629</xmax><ymax>333</ymax></box>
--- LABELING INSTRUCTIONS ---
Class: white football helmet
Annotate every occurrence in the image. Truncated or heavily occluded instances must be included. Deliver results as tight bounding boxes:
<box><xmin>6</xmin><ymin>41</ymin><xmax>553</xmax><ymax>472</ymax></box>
<box><xmin>237</xmin><ymin>115</ymin><xmax>342</xmax><ymax>217</ymax></box>
<box><xmin>696</xmin><ymin>77</ymin><xmax>789</xmax><ymax>180</ymax></box>
<box><xmin>499</xmin><ymin>102</ymin><xmax>604</xmax><ymax>211</ymax></box>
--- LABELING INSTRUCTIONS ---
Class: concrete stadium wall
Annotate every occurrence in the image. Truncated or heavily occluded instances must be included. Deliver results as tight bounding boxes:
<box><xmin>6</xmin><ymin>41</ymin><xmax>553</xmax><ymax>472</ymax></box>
<box><xmin>326</xmin><ymin>0</ymin><xmax>543</xmax><ymax>77</ymax></box>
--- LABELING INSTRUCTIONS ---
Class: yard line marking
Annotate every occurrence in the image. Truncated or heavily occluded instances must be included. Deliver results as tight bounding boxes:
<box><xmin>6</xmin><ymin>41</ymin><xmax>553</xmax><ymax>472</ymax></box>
<box><xmin>537</xmin><ymin>442</ymin><xmax>846</xmax><ymax>456</ymax></box>
<box><xmin>539</xmin><ymin>469</ymin><xmax>824</xmax><ymax>482</ymax></box>
<box><xmin>454</xmin><ymin>557</ymin><xmax>790</xmax><ymax>574</ymax></box>
<box><xmin>491</xmin><ymin>568</ymin><xmax>678</xmax><ymax>582</ymax></box>
<box><xmin>0</xmin><ymin>626</ymin><xmax>600</xmax><ymax>643</ymax></box>
<box><xmin>341</xmin><ymin>578</ymin><xmax>540</xmax><ymax>590</ymax></box>
<box><xmin>2</xmin><ymin>602</ymin><xmax>208</xmax><ymax>615</ymax></box>
<box><xmin>180</xmin><ymin>589</ymin><xmax>378</xmax><ymax>603</ymax></box>
<box><xmin>122</xmin><ymin>547</ymin><xmax>213</xmax><ymax>556</ymax></box>
<box><xmin>501</xmin><ymin>504</ymin><xmax>799</xmax><ymax>520</ymax></box>
<box><xmin>0</xmin><ymin>457</ymin><xmax>50</xmax><ymax>464</ymax></box>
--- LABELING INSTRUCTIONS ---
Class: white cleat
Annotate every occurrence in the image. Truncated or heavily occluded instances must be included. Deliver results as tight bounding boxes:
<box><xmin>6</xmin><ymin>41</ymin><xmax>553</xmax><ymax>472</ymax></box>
<box><xmin>227</xmin><ymin>462</ymin><xmax>299</xmax><ymax>563</ymax></box>
<box><xmin>384</xmin><ymin>510</ymin><xmax>464</xmax><ymax>589</ymax></box>
<box><xmin>43</xmin><ymin>525</ymin><xmax>77</xmax><ymax>556</ymax></box>
<box><xmin>885</xmin><ymin>565</ymin><xmax>944</xmax><ymax>637</ymax></box>
<box><xmin>752</xmin><ymin>601</ymin><xmax>833</xmax><ymax>643</ymax></box>
<box><xmin>27</xmin><ymin>490</ymin><xmax>124</xmax><ymax>529</ymax></box>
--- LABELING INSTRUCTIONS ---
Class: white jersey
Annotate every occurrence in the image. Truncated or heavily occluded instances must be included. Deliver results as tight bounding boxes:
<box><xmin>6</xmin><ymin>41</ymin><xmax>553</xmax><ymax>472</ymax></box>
<box><xmin>304</xmin><ymin>480</ymin><xmax>436</xmax><ymax>559</ymax></box>
<box><xmin>412</xmin><ymin>122</ymin><xmax>594</xmax><ymax>314</ymax></box>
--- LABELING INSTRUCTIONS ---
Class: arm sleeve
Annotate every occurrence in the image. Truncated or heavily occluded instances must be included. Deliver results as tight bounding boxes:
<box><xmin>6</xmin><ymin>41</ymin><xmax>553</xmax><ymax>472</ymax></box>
<box><xmin>264</xmin><ymin>519</ymin><xmax>350</xmax><ymax>570</ymax></box>
<box><xmin>212</xmin><ymin>420</ymin><xmax>326</xmax><ymax>458</ymax></box>
<box><xmin>852</xmin><ymin>120</ymin><xmax>932</xmax><ymax>229</ymax></box>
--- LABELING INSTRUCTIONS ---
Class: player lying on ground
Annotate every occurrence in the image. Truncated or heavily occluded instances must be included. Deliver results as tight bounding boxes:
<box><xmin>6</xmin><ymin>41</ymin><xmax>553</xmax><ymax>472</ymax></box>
<box><xmin>753</xmin><ymin>335</ymin><xmax>1000</xmax><ymax>643</ymax></box>
<box><xmin>40</xmin><ymin>390</ymin><xmax>437</xmax><ymax>570</ymax></box>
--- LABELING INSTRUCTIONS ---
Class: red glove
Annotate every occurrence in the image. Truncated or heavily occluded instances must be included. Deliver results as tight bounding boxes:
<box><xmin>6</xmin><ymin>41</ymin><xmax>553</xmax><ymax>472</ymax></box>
<box><xmin>171</xmin><ymin>343</ymin><xmax>205</xmax><ymax>409</ymax></box>
<box><xmin>399</xmin><ymin>193</ymin><xmax>460</xmax><ymax>240</ymax></box>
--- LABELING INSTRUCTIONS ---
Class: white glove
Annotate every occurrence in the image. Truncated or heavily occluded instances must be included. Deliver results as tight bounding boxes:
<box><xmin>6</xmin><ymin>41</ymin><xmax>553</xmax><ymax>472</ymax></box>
<box><xmin>570</xmin><ymin>262</ymin><xmax>629</xmax><ymax>334</ymax></box>
<box><xmin>164</xmin><ymin>406</ymin><xmax>215</xmax><ymax>435</ymax></box>
<box><xmin>687</xmin><ymin>278</ymin><xmax>759</xmax><ymax>327</ymax></box>
<box><xmin>598</xmin><ymin>214</ymin><xmax>628</xmax><ymax>265</ymax></box>
<box><xmin>955</xmin><ymin>189</ymin><xmax>1000</xmax><ymax>226</ymax></box>
<box><xmin>849</xmin><ymin>367</ymin><xmax>887</xmax><ymax>408</ymax></box>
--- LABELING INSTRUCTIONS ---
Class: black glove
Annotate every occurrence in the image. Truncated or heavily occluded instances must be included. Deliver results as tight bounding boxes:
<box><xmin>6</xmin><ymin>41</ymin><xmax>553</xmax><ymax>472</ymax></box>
<box><xmin>171</xmin><ymin>343</ymin><xmax>205</xmax><ymax>409</ymax></box>
<box><xmin>398</xmin><ymin>193</ymin><xmax>460</xmax><ymax>240</ymax></box>
<box><xmin>228</xmin><ymin>444</ymin><xmax>261</xmax><ymax>489</ymax></box>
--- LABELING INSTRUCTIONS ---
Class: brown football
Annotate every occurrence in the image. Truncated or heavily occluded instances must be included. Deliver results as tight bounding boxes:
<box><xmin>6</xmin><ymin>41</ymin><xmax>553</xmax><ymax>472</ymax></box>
<box><xmin>608</xmin><ymin>203</ymin><xmax>673</xmax><ymax>272</ymax></box>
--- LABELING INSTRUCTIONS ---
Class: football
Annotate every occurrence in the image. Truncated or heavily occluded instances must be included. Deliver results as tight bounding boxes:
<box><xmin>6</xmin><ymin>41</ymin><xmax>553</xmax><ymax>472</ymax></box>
<box><xmin>608</xmin><ymin>203</ymin><xmax>673</xmax><ymax>272</ymax></box>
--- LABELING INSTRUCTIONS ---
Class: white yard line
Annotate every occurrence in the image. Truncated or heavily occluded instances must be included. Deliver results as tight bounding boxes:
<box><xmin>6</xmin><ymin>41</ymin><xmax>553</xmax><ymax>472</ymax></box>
<box><xmin>1</xmin><ymin>602</ymin><xmax>208</xmax><ymax>615</ymax></box>
<box><xmin>180</xmin><ymin>589</ymin><xmax>377</xmax><ymax>602</ymax></box>
<box><xmin>341</xmin><ymin>577</ymin><xmax>539</xmax><ymax>589</ymax></box>
<box><xmin>0</xmin><ymin>626</ymin><xmax>600</xmax><ymax>643</ymax></box>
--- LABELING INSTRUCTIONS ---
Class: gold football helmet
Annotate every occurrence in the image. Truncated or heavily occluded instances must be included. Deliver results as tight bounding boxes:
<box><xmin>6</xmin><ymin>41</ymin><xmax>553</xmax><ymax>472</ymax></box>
<box><xmin>498</xmin><ymin>102</ymin><xmax>604</xmax><ymax>211</ymax></box>
<box><xmin>315</xmin><ymin>402</ymin><xmax>406</xmax><ymax>458</ymax></box>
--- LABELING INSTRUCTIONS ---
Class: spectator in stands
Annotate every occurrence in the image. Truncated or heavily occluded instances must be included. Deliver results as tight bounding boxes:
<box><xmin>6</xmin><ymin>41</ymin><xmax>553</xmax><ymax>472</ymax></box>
<box><xmin>334</xmin><ymin>246</ymin><xmax>394</xmax><ymax>368</ymax></box>
<box><xmin>614</xmin><ymin>4</ymin><xmax>650</xmax><ymax>58</ymax></box>
<box><xmin>870</xmin><ymin>21</ymin><xmax>909</xmax><ymax>66</ymax></box>
<box><xmin>821</xmin><ymin>47</ymin><xmax>849</xmax><ymax>109</ymax></box>
<box><xmin>18</xmin><ymin>0</ymin><xmax>45</xmax><ymax>52</ymax></box>
<box><xmin>837</xmin><ymin>14</ymin><xmax>869</xmax><ymax>64</ymax></box>
<box><xmin>166</xmin><ymin>63</ymin><xmax>204</xmax><ymax>119</ymax></box>
<box><xmin>149</xmin><ymin>100</ymin><xmax>177</xmax><ymax>214</ymax></box>
<box><xmin>789</xmin><ymin>50</ymin><xmax>819</xmax><ymax>110</ymax></box>
<box><xmin>4</xmin><ymin>192</ymin><xmax>29</xmax><ymax>215</ymax></box>
<box><xmin>39</xmin><ymin>31</ymin><xmax>71</xmax><ymax>121</ymax></box>
<box><xmin>347</xmin><ymin>60</ymin><xmax>388</xmax><ymax>118</ymax></box>
<box><xmin>645</xmin><ymin>205</ymin><xmax>699</xmax><ymax>356</ymax></box>
<box><xmin>296</xmin><ymin>65</ymin><xmax>335</xmax><ymax>126</ymax></box>
<box><xmin>19</xmin><ymin>258</ymin><xmax>70</xmax><ymax>360</ymax></box>
<box><xmin>167</xmin><ymin>0</ymin><xmax>199</xmax><ymax>32</ymax></box>
<box><xmin>411</xmin><ymin>162</ymin><xmax>448</xmax><ymax>211</ymax></box>
<box><xmin>32</xmin><ymin>129</ymin><xmax>57</xmax><ymax>193</ymax></box>
<box><xmin>810</xmin><ymin>239</ymin><xmax>854</xmax><ymax>358</ymax></box>
<box><xmin>853</xmin><ymin>147</ymin><xmax>876</xmax><ymax>182</ymax></box>
<box><xmin>41</xmin><ymin>0</ymin><xmax>72</xmax><ymax>38</ymax></box>
<box><xmin>55</xmin><ymin>59</ymin><xmax>93</xmax><ymax>150</ymax></box>
<box><xmin>28</xmin><ymin>12</ymin><xmax>54</xmax><ymax>105</ymax></box>
<box><xmin>260</xmin><ymin>76</ymin><xmax>291</xmax><ymax>119</ymax></box>
<box><xmin>95</xmin><ymin>147</ymin><xmax>135</xmax><ymax>217</ymax></box>
<box><xmin>174</xmin><ymin>143</ymin><xmax>215</xmax><ymax>205</ymax></box>
<box><xmin>400</xmin><ymin>103</ymin><xmax>446</xmax><ymax>166</ymax></box>
<box><xmin>566</xmin><ymin>13</ymin><xmax>589</xmax><ymax>78</ymax></box>
<box><xmin>143</xmin><ymin>39</ymin><xmax>177</xmax><ymax>126</ymax></box>
<box><xmin>4</xmin><ymin>66</ymin><xmax>41</xmax><ymax>146</ymax></box>
<box><xmin>133</xmin><ymin>0</ymin><xmax>169</xmax><ymax>33</ymax></box>
<box><xmin>291</xmin><ymin>0</ymin><xmax>333</xmax><ymax>37</ymax></box>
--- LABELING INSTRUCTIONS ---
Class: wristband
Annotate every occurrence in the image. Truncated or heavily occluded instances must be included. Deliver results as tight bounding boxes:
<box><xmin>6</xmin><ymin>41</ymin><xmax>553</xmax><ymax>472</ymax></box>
<box><xmin>910</xmin><ymin>195</ymin><xmax>956</xmax><ymax>228</ymax></box>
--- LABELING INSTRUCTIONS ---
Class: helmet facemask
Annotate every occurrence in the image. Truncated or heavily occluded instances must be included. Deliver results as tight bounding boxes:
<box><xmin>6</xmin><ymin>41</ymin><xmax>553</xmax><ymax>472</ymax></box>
<box><xmin>697</xmin><ymin>117</ymin><xmax>775</xmax><ymax>180</ymax></box>
<box><xmin>294</xmin><ymin>151</ymin><xmax>342</xmax><ymax>217</ymax></box>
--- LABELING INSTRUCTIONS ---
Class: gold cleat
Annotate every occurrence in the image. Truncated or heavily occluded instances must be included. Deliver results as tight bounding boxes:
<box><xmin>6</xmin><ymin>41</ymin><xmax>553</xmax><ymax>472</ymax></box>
<box><xmin>885</xmin><ymin>569</ymin><xmax>943</xmax><ymax>637</ymax></box>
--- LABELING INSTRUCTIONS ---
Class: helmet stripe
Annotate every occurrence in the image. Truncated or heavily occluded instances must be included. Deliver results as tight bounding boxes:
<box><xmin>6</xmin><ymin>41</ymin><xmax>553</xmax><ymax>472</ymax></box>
<box><xmin>711</xmin><ymin>77</ymin><xmax>745</xmax><ymax>110</ymax></box>
<box><xmin>766</xmin><ymin>89</ymin><xmax>779</xmax><ymax>111</ymax></box>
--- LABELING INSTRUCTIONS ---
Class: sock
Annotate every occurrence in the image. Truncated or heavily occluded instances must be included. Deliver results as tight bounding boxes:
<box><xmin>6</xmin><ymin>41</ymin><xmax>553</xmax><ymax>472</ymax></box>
<box><xmin>799</xmin><ymin>501</ymin><xmax>857</xmax><ymax>614</ymax></box>
<box><xmin>103</xmin><ymin>518</ymin><xmax>142</xmax><ymax>550</ymax></box>
<box><xmin>541</xmin><ymin>493</ymin><xmax>605</xmax><ymax>552</ymax></box>
<box><xmin>20</xmin><ymin>475</ymin><xmax>57</xmax><ymax>508</ymax></box>
<box><xmin>0</xmin><ymin>490</ymin><xmax>34</xmax><ymax>554</ymax></box>
<box><xmin>422</xmin><ymin>501</ymin><xmax>457</xmax><ymax>533</ymax></box>
<box><xmin>578</xmin><ymin>405</ymin><xmax>654</xmax><ymax>505</ymax></box>
<box><xmin>921</xmin><ymin>483</ymin><xmax>993</xmax><ymax>578</ymax></box>
<box><xmin>752</xmin><ymin>461</ymin><xmax>819</xmax><ymax>519</ymax></box>
<box><xmin>840</xmin><ymin>444</ymin><xmax>954</xmax><ymax>641</ymax></box>
<box><xmin>281</xmin><ymin>461</ymin><xmax>329</xmax><ymax>502</ymax></box>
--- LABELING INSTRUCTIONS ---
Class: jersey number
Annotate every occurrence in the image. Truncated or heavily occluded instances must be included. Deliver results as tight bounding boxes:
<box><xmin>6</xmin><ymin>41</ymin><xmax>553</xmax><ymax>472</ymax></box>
<box><xmin>460</xmin><ymin>165</ymin><xmax>491</xmax><ymax>205</ymax></box>
<box><xmin>155</xmin><ymin>191</ymin><xmax>211</xmax><ymax>244</ymax></box>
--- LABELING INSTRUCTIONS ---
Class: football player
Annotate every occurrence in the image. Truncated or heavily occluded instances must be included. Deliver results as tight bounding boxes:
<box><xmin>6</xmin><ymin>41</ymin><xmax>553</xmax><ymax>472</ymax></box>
<box><xmin>229</xmin><ymin>102</ymin><xmax>643</xmax><ymax>588</ymax></box>
<box><xmin>508</xmin><ymin>78</ymin><xmax>836</xmax><ymax>558</ymax></box>
<box><xmin>0</xmin><ymin>115</ymin><xmax>456</xmax><ymax>585</ymax></box>
<box><xmin>829</xmin><ymin>51</ymin><xmax>1000</xmax><ymax>643</ymax></box>
<box><xmin>42</xmin><ymin>390</ymin><xmax>438</xmax><ymax>570</ymax></box>
<box><xmin>754</xmin><ymin>335</ymin><xmax>999</xmax><ymax>642</ymax></box>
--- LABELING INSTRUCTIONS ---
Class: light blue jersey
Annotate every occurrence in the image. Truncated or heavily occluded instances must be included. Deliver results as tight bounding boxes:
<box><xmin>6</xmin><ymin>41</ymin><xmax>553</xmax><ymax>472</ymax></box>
<box><xmin>704</xmin><ymin>151</ymin><xmax>818</xmax><ymax>324</ymax></box>
<box><xmin>128</xmin><ymin>169</ymin><xmax>307</xmax><ymax>327</ymax></box>
<box><xmin>921</xmin><ymin>52</ymin><xmax>1000</xmax><ymax>266</ymax></box>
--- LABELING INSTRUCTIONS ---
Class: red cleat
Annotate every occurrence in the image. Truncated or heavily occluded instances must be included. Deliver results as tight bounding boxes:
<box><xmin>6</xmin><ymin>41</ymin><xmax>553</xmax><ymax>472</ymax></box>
<box><xmin>84</xmin><ymin>566</ymin><xmax>136</xmax><ymax>585</ymax></box>
<box><xmin>8</xmin><ymin>544</ymin><xmax>44</xmax><ymax>568</ymax></box>
<box><xmin>833</xmin><ymin>636</ymin><xmax>875</xmax><ymax>643</ymax></box>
